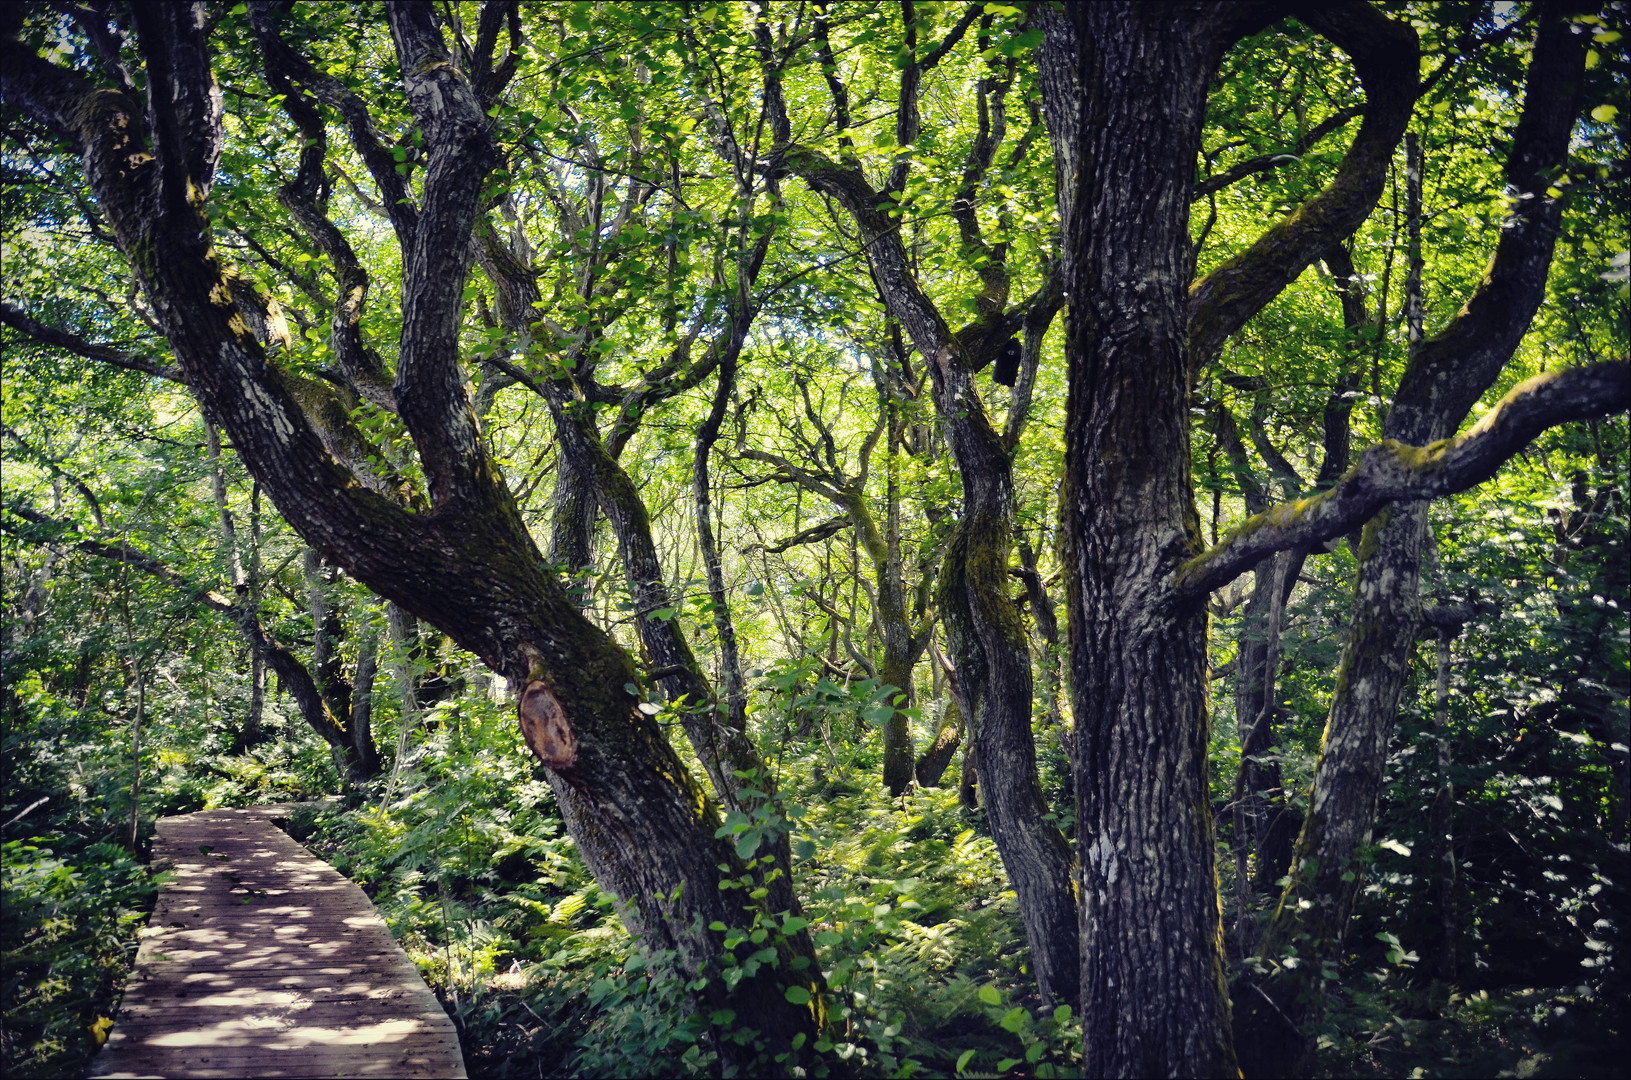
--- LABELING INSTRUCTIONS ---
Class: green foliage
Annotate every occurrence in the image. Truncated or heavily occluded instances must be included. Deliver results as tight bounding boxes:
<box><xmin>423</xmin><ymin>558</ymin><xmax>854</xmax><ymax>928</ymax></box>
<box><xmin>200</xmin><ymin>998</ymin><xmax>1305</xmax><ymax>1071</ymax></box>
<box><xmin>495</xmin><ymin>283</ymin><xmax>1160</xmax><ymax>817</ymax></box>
<box><xmin>0</xmin><ymin>835</ymin><xmax>155</xmax><ymax>1079</ymax></box>
<box><xmin>1</xmin><ymin>1</ymin><xmax>1626</xmax><ymax>1076</ymax></box>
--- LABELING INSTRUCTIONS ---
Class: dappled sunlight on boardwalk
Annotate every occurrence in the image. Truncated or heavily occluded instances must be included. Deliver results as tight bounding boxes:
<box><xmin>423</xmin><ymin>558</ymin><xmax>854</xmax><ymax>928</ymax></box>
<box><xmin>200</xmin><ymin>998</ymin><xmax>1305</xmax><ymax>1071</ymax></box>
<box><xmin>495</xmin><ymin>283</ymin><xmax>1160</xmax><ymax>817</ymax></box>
<box><xmin>91</xmin><ymin>807</ymin><xmax>465</xmax><ymax>1079</ymax></box>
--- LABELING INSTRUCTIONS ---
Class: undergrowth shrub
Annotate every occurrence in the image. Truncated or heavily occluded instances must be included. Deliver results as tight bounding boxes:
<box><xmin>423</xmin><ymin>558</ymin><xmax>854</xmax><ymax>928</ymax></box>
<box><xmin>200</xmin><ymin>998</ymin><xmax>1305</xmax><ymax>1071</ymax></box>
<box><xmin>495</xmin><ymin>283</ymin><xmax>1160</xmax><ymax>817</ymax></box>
<box><xmin>0</xmin><ymin>835</ymin><xmax>157</xmax><ymax>1079</ymax></box>
<box><xmin>284</xmin><ymin>673</ymin><xmax>1088</xmax><ymax>1078</ymax></box>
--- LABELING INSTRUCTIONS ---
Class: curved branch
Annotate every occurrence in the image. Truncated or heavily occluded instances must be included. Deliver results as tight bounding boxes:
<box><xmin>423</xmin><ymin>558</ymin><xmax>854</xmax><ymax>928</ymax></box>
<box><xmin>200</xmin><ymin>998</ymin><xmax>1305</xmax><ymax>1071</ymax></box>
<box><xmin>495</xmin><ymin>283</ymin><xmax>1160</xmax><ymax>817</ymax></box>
<box><xmin>1385</xmin><ymin>0</ymin><xmax>1590</xmax><ymax>444</ymax></box>
<box><xmin>1192</xmin><ymin>105</ymin><xmax>1362</xmax><ymax>201</ymax></box>
<box><xmin>255</xmin><ymin>40</ymin><xmax>396</xmax><ymax>413</ymax></box>
<box><xmin>756</xmin><ymin>516</ymin><xmax>851</xmax><ymax>555</ymax></box>
<box><xmin>247</xmin><ymin>1</ymin><xmax>419</xmax><ymax>250</ymax></box>
<box><xmin>3</xmin><ymin>502</ymin><xmax>232</xmax><ymax>611</ymax></box>
<box><xmin>1175</xmin><ymin>360</ymin><xmax>1630</xmax><ymax>599</ymax></box>
<box><xmin>1188</xmin><ymin>2</ymin><xmax>1418</xmax><ymax>369</ymax></box>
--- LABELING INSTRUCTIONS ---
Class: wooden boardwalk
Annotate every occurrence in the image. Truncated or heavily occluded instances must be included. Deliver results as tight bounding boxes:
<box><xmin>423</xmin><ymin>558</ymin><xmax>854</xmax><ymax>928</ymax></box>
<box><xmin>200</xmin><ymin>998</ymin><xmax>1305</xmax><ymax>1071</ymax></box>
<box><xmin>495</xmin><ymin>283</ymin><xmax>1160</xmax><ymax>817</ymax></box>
<box><xmin>91</xmin><ymin>806</ymin><xmax>466</xmax><ymax>1079</ymax></box>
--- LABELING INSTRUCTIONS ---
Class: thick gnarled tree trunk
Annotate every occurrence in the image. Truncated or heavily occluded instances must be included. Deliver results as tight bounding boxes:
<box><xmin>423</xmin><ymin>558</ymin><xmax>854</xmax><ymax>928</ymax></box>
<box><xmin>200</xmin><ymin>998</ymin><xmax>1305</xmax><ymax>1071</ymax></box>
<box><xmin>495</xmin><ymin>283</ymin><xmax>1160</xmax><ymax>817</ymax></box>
<box><xmin>1051</xmin><ymin>12</ymin><xmax>1234</xmax><ymax>1072</ymax></box>
<box><xmin>0</xmin><ymin>5</ymin><xmax>821</xmax><ymax>1064</ymax></box>
<box><xmin>1038</xmin><ymin>1</ymin><xmax>1419</xmax><ymax>1072</ymax></box>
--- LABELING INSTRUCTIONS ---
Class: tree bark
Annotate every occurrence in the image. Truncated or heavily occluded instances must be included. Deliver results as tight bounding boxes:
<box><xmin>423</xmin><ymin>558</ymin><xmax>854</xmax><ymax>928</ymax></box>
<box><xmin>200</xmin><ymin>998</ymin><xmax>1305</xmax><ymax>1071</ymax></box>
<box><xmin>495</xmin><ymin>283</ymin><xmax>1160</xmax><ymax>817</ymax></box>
<box><xmin>1238</xmin><ymin>9</ymin><xmax>1588</xmax><ymax>1075</ymax></box>
<box><xmin>128</xmin><ymin>660</ymin><xmax>144</xmax><ymax>848</ymax></box>
<box><xmin>244</xmin><ymin>483</ymin><xmax>266</xmax><ymax>750</ymax></box>
<box><xmin>1045</xmin><ymin>8</ymin><xmax>1243</xmax><ymax>1072</ymax></box>
<box><xmin>694</xmin><ymin>357</ymin><xmax>749</xmax><ymax>740</ymax></box>
<box><xmin>789</xmin><ymin>142</ymin><xmax>1079</xmax><ymax>1010</ymax></box>
<box><xmin>915</xmin><ymin>697</ymin><xmax>962</xmax><ymax>789</ymax></box>
<box><xmin>1432</xmin><ymin>626</ymin><xmax>1458</xmax><ymax>982</ymax></box>
<box><xmin>351</xmin><ymin>624</ymin><xmax>381</xmax><ymax>781</ymax></box>
<box><xmin>0</xmin><ymin>8</ymin><xmax>823</xmax><ymax>1061</ymax></box>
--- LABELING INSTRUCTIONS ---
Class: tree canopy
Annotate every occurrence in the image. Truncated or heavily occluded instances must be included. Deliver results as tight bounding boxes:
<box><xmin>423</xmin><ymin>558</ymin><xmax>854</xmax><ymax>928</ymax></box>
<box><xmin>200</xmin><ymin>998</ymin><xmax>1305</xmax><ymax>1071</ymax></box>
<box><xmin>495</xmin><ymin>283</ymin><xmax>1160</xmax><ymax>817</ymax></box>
<box><xmin>2</xmin><ymin>2</ymin><xmax>1627</xmax><ymax>1077</ymax></box>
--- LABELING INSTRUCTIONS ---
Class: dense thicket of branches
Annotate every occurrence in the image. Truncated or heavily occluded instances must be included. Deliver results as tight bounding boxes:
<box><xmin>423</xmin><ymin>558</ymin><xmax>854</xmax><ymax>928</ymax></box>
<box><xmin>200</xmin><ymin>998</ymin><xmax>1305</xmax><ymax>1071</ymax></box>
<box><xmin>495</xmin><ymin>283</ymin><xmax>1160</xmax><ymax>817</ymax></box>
<box><xmin>2</xmin><ymin>2</ymin><xmax>1626</xmax><ymax>1077</ymax></box>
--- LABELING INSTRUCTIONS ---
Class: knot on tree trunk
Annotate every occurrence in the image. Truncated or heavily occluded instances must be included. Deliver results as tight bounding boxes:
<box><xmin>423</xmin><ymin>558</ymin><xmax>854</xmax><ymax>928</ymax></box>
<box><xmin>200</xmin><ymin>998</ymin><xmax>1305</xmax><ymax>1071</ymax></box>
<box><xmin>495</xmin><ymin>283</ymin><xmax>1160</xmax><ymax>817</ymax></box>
<box><xmin>518</xmin><ymin>680</ymin><xmax>576</xmax><ymax>769</ymax></box>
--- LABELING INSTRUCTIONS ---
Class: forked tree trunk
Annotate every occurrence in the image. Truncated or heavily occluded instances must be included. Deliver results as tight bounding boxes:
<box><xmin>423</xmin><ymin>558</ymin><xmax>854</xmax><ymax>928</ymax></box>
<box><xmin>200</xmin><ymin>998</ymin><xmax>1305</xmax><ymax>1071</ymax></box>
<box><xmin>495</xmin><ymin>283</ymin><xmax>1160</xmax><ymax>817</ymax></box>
<box><xmin>1239</xmin><ymin>10</ymin><xmax>1586</xmax><ymax>1075</ymax></box>
<box><xmin>0</xmin><ymin>8</ymin><xmax>823</xmax><ymax>1063</ymax></box>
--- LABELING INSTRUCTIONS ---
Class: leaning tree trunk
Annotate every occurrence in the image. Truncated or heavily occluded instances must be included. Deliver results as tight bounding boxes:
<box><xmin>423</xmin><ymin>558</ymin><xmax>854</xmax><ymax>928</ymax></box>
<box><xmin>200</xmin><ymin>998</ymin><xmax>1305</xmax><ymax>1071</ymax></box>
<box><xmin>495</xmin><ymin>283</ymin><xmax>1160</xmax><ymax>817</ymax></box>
<box><xmin>1238</xmin><ymin>9</ymin><xmax>1586</xmax><ymax>1075</ymax></box>
<box><xmin>791</xmin><ymin>143</ymin><xmax>1080</xmax><ymax>1008</ymax></box>
<box><xmin>0</xmin><ymin>7</ymin><xmax>823</xmax><ymax>1064</ymax></box>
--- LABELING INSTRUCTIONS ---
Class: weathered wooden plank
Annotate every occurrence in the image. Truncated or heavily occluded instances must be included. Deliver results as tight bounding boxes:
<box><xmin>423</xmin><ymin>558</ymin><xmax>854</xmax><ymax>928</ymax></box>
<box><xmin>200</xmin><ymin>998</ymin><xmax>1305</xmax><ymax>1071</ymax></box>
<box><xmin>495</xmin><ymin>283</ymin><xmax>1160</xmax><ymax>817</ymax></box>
<box><xmin>90</xmin><ymin>807</ymin><xmax>466</xmax><ymax>1080</ymax></box>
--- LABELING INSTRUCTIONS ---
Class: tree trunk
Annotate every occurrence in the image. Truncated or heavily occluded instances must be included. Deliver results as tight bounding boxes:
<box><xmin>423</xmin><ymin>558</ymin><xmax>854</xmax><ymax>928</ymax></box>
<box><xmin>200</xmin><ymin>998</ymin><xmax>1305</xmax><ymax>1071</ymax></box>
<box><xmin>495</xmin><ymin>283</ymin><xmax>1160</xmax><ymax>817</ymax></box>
<box><xmin>378</xmin><ymin>602</ymin><xmax>422</xmax><ymax>814</ymax></box>
<box><xmin>351</xmin><ymin>625</ymin><xmax>381</xmax><ymax>781</ymax></box>
<box><xmin>0</xmin><ymin>8</ymin><xmax>824</xmax><ymax>1061</ymax></box>
<box><xmin>303</xmin><ymin>548</ymin><xmax>354</xmax><ymax>782</ymax></box>
<box><xmin>791</xmin><ymin>86</ymin><xmax>1079</xmax><ymax>1010</ymax></box>
<box><xmin>244</xmin><ymin>483</ymin><xmax>266</xmax><ymax>750</ymax></box>
<box><xmin>547</xmin><ymin>456</ymin><xmax>597</xmax><ymax>585</ymax></box>
<box><xmin>1433</xmin><ymin>627</ymin><xmax>1458</xmax><ymax>982</ymax></box>
<box><xmin>1239</xmin><ymin>11</ymin><xmax>1586</xmax><ymax>1074</ymax></box>
<box><xmin>128</xmin><ymin>660</ymin><xmax>144</xmax><ymax>849</ymax></box>
<box><xmin>916</xmin><ymin>698</ymin><xmax>962</xmax><ymax>789</ymax></box>
<box><xmin>694</xmin><ymin>359</ymin><xmax>748</xmax><ymax>738</ymax></box>
<box><xmin>959</xmin><ymin>741</ymin><xmax>979</xmax><ymax>811</ymax></box>
<box><xmin>1046</xmin><ymin>9</ymin><xmax>1236</xmax><ymax>1072</ymax></box>
<box><xmin>1234</xmin><ymin>549</ymin><xmax>1305</xmax><ymax>905</ymax></box>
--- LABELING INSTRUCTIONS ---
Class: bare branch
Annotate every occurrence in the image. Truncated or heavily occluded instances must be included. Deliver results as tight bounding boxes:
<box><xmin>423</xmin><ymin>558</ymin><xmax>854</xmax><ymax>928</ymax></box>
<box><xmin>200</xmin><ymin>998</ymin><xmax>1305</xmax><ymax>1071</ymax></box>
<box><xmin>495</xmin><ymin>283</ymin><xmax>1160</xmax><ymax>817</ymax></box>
<box><xmin>4</xmin><ymin>501</ymin><xmax>233</xmax><ymax>611</ymax></box>
<box><xmin>1192</xmin><ymin>106</ymin><xmax>1362</xmax><ymax>201</ymax></box>
<box><xmin>2</xmin><ymin>425</ymin><xmax>106</xmax><ymax>528</ymax></box>
<box><xmin>755</xmin><ymin>516</ymin><xmax>851</xmax><ymax>555</ymax></box>
<box><xmin>0</xmin><ymin>302</ymin><xmax>183</xmax><ymax>382</ymax></box>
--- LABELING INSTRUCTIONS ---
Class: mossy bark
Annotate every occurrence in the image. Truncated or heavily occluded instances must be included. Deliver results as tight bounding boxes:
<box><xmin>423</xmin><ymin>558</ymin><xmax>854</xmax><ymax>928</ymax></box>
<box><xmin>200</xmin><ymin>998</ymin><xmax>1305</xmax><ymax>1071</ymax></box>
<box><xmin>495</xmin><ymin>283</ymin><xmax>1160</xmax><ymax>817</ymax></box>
<box><xmin>0</xmin><ymin>14</ymin><xmax>824</xmax><ymax>1065</ymax></box>
<box><xmin>1237</xmin><ymin>11</ymin><xmax>1587</xmax><ymax>1075</ymax></box>
<box><xmin>794</xmin><ymin>135</ymin><xmax>1079</xmax><ymax>1010</ymax></box>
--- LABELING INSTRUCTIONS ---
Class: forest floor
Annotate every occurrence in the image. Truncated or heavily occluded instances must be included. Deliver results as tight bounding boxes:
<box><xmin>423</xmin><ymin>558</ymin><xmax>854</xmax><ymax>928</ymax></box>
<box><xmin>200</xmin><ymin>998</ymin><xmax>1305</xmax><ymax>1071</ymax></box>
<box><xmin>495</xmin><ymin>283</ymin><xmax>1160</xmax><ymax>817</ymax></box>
<box><xmin>87</xmin><ymin>805</ymin><xmax>465</xmax><ymax>1079</ymax></box>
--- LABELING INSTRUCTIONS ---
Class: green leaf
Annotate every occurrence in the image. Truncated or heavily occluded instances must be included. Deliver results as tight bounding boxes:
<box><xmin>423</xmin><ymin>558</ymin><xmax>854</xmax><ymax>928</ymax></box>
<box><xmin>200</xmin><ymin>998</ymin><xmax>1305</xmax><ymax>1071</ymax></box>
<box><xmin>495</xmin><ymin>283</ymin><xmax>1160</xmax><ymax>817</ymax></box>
<box><xmin>1590</xmin><ymin>104</ymin><xmax>1618</xmax><ymax>123</ymax></box>
<box><xmin>784</xmin><ymin>985</ymin><xmax>811</xmax><ymax>1005</ymax></box>
<box><xmin>979</xmin><ymin>984</ymin><xmax>1002</xmax><ymax>1006</ymax></box>
<box><xmin>956</xmin><ymin>1048</ymin><xmax>977</xmax><ymax>1074</ymax></box>
<box><xmin>997</xmin><ymin>1059</ymin><xmax>1021</xmax><ymax>1072</ymax></box>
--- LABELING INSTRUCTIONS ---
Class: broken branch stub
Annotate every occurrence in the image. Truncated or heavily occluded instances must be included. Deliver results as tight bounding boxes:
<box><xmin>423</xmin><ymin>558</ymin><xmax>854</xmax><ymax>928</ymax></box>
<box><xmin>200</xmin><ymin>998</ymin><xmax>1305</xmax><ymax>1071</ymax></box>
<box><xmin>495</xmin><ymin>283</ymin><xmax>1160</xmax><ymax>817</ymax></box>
<box><xmin>518</xmin><ymin>680</ymin><xmax>577</xmax><ymax>769</ymax></box>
